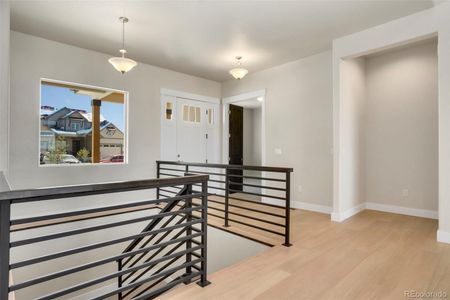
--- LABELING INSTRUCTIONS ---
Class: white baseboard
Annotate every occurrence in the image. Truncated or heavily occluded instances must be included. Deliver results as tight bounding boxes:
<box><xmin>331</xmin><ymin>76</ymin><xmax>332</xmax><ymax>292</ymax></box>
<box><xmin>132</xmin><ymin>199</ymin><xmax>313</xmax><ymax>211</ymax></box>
<box><xmin>262</xmin><ymin>198</ymin><xmax>332</xmax><ymax>214</ymax></box>
<box><xmin>365</xmin><ymin>202</ymin><xmax>438</xmax><ymax>219</ymax></box>
<box><xmin>331</xmin><ymin>203</ymin><xmax>365</xmax><ymax>222</ymax></box>
<box><xmin>437</xmin><ymin>230</ymin><xmax>450</xmax><ymax>244</ymax></box>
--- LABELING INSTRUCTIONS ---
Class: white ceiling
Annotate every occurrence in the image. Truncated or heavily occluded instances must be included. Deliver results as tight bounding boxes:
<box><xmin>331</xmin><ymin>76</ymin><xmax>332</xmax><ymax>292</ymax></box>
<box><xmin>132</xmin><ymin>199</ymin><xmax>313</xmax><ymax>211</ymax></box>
<box><xmin>10</xmin><ymin>1</ymin><xmax>437</xmax><ymax>82</ymax></box>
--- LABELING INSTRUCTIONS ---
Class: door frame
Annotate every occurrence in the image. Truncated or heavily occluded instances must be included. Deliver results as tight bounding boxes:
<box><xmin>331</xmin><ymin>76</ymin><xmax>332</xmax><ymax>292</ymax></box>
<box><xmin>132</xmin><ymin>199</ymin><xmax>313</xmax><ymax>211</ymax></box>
<box><xmin>222</xmin><ymin>89</ymin><xmax>266</xmax><ymax>166</ymax></box>
<box><xmin>160</xmin><ymin>88</ymin><xmax>220</xmax><ymax>162</ymax></box>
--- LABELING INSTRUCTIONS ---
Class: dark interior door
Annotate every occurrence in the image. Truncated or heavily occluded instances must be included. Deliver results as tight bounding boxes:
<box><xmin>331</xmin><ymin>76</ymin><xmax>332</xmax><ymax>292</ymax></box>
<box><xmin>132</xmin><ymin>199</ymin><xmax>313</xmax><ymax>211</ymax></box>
<box><xmin>229</xmin><ymin>104</ymin><xmax>243</xmax><ymax>192</ymax></box>
<box><xmin>72</xmin><ymin>140</ymin><xmax>81</xmax><ymax>155</ymax></box>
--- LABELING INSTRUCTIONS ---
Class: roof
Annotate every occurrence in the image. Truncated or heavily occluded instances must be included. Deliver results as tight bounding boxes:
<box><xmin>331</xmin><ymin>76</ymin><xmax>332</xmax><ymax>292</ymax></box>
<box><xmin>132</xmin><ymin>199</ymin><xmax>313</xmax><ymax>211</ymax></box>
<box><xmin>50</xmin><ymin>122</ymin><xmax>121</xmax><ymax>137</ymax></box>
<box><xmin>42</xmin><ymin>107</ymin><xmax>105</xmax><ymax>122</ymax></box>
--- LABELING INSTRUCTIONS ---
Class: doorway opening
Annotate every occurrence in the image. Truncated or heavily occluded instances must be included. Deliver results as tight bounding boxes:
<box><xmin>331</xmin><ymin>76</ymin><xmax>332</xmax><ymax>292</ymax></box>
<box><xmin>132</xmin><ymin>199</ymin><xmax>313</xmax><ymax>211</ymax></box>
<box><xmin>223</xmin><ymin>90</ymin><xmax>265</xmax><ymax>197</ymax></box>
<box><xmin>334</xmin><ymin>36</ymin><xmax>438</xmax><ymax>221</ymax></box>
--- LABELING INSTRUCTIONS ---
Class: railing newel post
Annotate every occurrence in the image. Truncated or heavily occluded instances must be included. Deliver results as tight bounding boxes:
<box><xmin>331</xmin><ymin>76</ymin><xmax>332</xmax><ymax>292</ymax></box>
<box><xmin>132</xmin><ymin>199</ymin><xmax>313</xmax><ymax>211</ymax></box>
<box><xmin>224</xmin><ymin>167</ymin><xmax>230</xmax><ymax>227</ymax></box>
<box><xmin>0</xmin><ymin>200</ymin><xmax>11</xmax><ymax>300</ymax></box>
<box><xmin>283</xmin><ymin>171</ymin><xmax>292</xmax><ymax>247</ymax></box>
<box><xmin>117</xmin><ymin>259</ymin><xmax>123</xmax><ymax>300</ymax></box>
<box><xmin>156</xmin><ymin>161</ymin><xmax>161</xmax><ymax>200</ymax></box>
<box><xmin>185</xmin><ymin>183</ymin><xmax>193</xmax><ymax>284</ymax></box>
<box><xmin>197</xmin><ymin>179</ymin><xmax>211</xmax><ymax>287</ymax></box>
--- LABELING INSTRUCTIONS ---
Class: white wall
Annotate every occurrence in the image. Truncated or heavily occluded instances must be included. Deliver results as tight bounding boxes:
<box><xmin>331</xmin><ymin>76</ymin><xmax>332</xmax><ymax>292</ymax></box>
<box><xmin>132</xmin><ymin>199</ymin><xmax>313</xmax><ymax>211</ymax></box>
<box><xmin>334</xmin><ymin>57</ymin><xmax>366</xmax><ymax>219</ymax></box>
<box><xmin>0</xmin><ymin>1</ymin><xmax>9</xmax><ymax>179</ymax></box>
<box><xmin>9</xmin><ymin>31</ymin><xmax>221</xmax><ymax>189</ymax></box>
<box><xmin>333</xmin><ymin>2</ymin><xmax>450</xmax><ymax>243</ymax></box>
<box><xmin>222</xmin><ymin>51</ymin><xmax>333</xmax><ymax>212</ymax></box>
<box><xmin>365</xmin><ymin>41</ymin><xmax>438</xmax><ymax>212</ymax></box>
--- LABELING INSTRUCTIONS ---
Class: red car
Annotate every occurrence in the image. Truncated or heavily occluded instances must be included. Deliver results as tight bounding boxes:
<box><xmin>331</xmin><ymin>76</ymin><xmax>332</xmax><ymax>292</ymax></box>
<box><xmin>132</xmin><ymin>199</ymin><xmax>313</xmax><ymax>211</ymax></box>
<box><xmin>101</xmin><ymin>155</ymin><xmax>124</xmax><ymax>163</ymax></box>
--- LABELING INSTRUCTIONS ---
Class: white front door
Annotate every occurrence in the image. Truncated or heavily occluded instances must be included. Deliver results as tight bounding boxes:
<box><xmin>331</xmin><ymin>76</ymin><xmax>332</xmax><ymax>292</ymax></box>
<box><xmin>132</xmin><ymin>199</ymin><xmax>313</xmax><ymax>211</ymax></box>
<box><xmin>176</xmin><ymin>98</ymin><xmax>206</xmax><ymax>163</ymax></box>
<box><xmin>161</xmin><ymin>94</ymin><xmax>220</xmax><ymax>164</ymax></box>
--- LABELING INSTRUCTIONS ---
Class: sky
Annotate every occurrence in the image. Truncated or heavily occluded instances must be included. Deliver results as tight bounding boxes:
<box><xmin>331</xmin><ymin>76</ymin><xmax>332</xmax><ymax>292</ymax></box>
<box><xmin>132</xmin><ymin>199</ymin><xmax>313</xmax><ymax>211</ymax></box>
<box><xmin>41</xmin><ymin>84</ymin><xmax>125</xmax><ymax>131</ymax></box>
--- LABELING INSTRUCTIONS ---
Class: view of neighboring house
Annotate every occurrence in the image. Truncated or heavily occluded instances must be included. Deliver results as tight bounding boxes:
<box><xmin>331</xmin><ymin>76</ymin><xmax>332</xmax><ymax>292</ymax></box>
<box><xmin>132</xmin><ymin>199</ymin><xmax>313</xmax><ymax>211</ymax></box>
<box><xmin>40</xmin><ymin>105</ymin><xmax>124</xmax><ymax>162</ymax></box>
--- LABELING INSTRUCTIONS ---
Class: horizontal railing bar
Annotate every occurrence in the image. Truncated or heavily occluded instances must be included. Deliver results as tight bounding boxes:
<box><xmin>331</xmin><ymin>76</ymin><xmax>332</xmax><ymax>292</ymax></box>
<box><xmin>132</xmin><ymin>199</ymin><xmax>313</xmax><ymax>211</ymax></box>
<box><xmin>228</xmin><ymin>211</ymin><xmax>285</xmax><ymax>227</ymax></box>
<box><xmin>191</xmin><ymin>227</ymin><xmax>201</xmax><ymax>233</ymax></box>
<box><xmin>159</xmin><ymin>173</ymin><xmax>182</xmax><ymax>177</ymax></box>
<box><xmin>34</xmin><ymin>251</ymin><xmax>202</xmax><ymax>300</ymax></box>
<box><xmin>123</xmin><ymin>236</ymin><xmax>187</xmax><ymax>284</ymax></box>
<box><xmin>229</xmin><ymin>181</ymin><xmax>286</xmax><ymax>191</ymax></box>
<box><xmin>127</xmin><ymin>272</ymin><xmax>201</xmax><ymax>300</ymax></box>
<box><xmin>1</xmin><ymin>175</ymin><xmax>208</xmax><ymax>203</ymax></box>
<box><xmin>10</xmin><ymin>219</ymin><xmax>201</xmax><ymax>269</ymax></box>
<box><xmin>125</xmin><ymin>250</ymin><xmax>201</xmax><ymax>300</ymax></box>
<box><xmin>121</xmin><ymin>215</ymin><xmax>188</xmax><ymax>270</ymax></box>
<box><xmin>192</xmin><ymin>183</ymin><xmax>227</xmax><ymax>191</ymax></box>
<box><xmin>91</xmin><ymin>259</ymin><xmax>202</xmax><ymax>300</ymax></box>
<box><xmin>10</xmin><ymin>233</ymin><xmax>202</xmax><ymax>292</ymax></box>
<box><xmin>207</xmin><ymin>206</ymin><xmax>285</xmax><ymax>227</ymax></box>
<box><xmin>159</xmin><ymin>167</ymin><xmax>188</xmax><ymax>172</ymax></box>
<box><xmin>158</xmin><ymin>193</ymin><xmax>172</xmax><ymax>198</ymax></box>
<box><xmin>10</xmin><ymin>193</ymin><xmax>200</xmax><ymax>226</ymax></box>
<box><xmin>159</xmin><ymin>188</ymin><xmax>178</xmax><ymax>194</ymax></box>
<box><xmin>229</xmin><ymin>189</ymin><xmax>286</xmax><ymax>200</ymax></box>
<box><xmin>228</xmin><ymin>174</ymin><xmax>286</xmax><ymax>182</ymax></box>
<box><xmin>208</xmin><ymin>212</ymin><xmax>284</xmax><ymax>236</ymax></box>
<box><xmin>11</xmin><ymin>204</ymin><xmax>158</xmax><ymax>233</ymax></box>
<box><xmin>132</xmin><ymin>270</ymin><xmax>200</xmax><ymax>300</ymax></box>
<box><xmin>228</xmin><ymin>195</ymin><xmax>285</xmax><ymax>209</ymax></box>
<box><xmin>157</xmin><ymin>160</ymin><xmax>293</xmax><ymax>173</ymax></box>
<box><xmin>124</xmin><ymin>240</ymin><xmax>197</xmax><ymax>297</ymax></box>
<box><xmin>184</xmin><ymin>170</ymin><xmax>226</xmax><ymax>177</ymax></box>
<box><xmin>10</xmin><ymin>206</ymin><xmax>203</xmax><ymax>247</ymax></box>
<box><xmin>205</xmin><ymin>198</ymin><xmax>285</xmax><ymax>218</ymax></box>
<box><xmin>121</xmin><ymin>210</ymin><xmax>188</xmax><ymax>267</ymax></box>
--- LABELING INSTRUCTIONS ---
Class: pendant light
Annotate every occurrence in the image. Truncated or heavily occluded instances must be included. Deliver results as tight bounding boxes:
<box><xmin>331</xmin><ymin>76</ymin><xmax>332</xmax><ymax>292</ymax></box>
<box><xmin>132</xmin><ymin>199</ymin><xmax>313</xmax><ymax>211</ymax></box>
<box><xmin>229</xmin><ymin>56</ymin><xmax>249</xmax><ymax>80</ymax></box>
<box><xmin>109</xmin><ymin>17</ymin><xmax>137</xmax><ymax>74</ymax></box>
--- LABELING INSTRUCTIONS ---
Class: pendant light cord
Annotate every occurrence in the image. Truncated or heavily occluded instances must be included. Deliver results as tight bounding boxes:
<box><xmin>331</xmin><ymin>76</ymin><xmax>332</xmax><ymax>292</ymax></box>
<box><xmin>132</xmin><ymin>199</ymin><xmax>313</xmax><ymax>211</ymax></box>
<box><xmin>122</xmin><ymin>19</ymin><xmax>125</xmax><ymax>53</ymax></box>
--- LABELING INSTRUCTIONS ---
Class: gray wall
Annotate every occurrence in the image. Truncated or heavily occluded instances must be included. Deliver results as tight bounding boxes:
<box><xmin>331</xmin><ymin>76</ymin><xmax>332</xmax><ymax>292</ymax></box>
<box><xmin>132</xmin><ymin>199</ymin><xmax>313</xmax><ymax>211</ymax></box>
<box><xmin>0</xmin><ymin>2</ymin><xmax>9</xmax><ymax>176</ymax></box>
<box><xmin>223</xmin><ymin>51</ymin><xmax>333</xmax><ymax>209</ymax></box>
<box><xmin>9</xmin><ymin>31</ymin><xmax>221</xmax><ymax>189</ymax></box>
<box><xmin>364</xmin><ymin>41</ymin><xmax>438</xmax><ymax>211</ymax></box>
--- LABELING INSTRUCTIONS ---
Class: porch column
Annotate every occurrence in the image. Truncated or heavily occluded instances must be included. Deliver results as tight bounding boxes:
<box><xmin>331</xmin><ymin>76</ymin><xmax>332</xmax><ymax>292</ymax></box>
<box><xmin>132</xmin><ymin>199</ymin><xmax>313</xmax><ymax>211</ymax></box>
<box><xmin>92</xmin><ymin>99</ymin><xmax>101</xmax><ymax>163</ymax></box>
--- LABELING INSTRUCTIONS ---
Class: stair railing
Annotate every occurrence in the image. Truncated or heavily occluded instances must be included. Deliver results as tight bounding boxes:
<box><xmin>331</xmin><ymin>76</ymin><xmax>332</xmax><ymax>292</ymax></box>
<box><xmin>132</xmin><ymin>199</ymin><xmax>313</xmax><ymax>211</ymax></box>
<box><xmin>0</xmin><ymin>175</ymin><xmax>209</xmax><ymax>300</ymax></box>
<box><xmin>156</xmin><ymin>160</ymin><xmax>293</xmax><ymax>246</ymax></box>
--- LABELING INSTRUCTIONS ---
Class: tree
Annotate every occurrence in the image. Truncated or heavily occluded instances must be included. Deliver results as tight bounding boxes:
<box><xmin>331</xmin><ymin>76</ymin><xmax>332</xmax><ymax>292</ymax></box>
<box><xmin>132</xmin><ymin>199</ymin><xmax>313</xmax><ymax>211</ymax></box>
<box><xmin>77</xmin><ymin>148</ymin><xmax>90</xmax><ymax>163</ymax></box>
<box><xmin>46</xmin><ymin>136</ymin><xmax>67</xmax><ymax>164</ymax></box>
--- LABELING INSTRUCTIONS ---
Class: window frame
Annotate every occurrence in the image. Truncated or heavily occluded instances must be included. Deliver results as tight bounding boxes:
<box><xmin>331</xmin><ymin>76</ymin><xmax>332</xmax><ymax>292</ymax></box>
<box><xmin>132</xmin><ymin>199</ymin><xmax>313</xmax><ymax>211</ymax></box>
<box><xmin>39</xmin><ymin>78</ymin><xmax>129</xmax><ymax>167</ymax></box>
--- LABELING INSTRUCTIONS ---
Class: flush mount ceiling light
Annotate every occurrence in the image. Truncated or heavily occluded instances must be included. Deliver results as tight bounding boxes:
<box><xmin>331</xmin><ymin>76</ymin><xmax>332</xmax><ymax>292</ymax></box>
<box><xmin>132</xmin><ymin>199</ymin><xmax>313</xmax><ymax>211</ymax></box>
<box><xmin>229</xmin><ymin>56</ymin><xmax>249</xmax><ymax>80</ymax></box>
<box><xmin>109</xmin><ymin>17</ymin><xmax>137</xmax><ymax>74</ymax></box>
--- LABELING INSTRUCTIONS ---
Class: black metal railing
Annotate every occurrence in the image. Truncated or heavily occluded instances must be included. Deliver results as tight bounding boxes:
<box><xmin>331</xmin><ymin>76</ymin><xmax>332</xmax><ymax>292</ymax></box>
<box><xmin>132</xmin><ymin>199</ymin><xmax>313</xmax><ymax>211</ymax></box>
<box><xmin>156</xmin><ymin>160</ymin><xmax>293</xmax><ymax>246</ymax></box>
<box><xmin>0</xmin><ymin>175</ymin><xmax>210</xmax><ymax>300</ymax></box>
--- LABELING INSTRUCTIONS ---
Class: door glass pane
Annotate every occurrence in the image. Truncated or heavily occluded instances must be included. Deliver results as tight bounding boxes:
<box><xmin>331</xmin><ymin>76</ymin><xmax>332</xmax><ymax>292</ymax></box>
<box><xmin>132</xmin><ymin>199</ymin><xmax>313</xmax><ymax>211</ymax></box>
<box><xmin>189</xmin><ymin>106</ymin><xmax>196</xmax><ymax>122</ymax></box>
<box><xmin>165</xmin><ymin>102</ymin><xmax>173</xmax><ymax>120</ymax></box>
<box><xmin>183</xmin><ymin>105</ymin><xmax>189</xmax><ymax>121</ymax></box>
<box><xmin>195</xmin><ymin>107</ymin><xmax>201</xmax><ymax>123</ymax></box>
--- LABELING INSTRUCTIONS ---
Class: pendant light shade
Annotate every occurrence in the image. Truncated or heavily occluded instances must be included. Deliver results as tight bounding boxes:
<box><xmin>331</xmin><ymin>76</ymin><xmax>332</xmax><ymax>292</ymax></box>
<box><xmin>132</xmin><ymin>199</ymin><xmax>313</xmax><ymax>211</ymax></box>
<box><xmin>109</xmin><ymin>17</ymin><xmax>137</xmax><ymax>74</ymax></box>
<box><xmin>229</xmin><ymin>56</ymin><xmax>248</xmax><ymax>80</ymax></box>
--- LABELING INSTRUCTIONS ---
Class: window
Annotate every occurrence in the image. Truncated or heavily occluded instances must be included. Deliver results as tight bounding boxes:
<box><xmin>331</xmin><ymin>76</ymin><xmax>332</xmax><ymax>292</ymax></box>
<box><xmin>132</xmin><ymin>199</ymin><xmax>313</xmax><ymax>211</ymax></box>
<box><xmin>165</xmin><ymin>102</ymin><xmax>173</xmax><ymax>120</ymax></box>
<box><xmin>40</xmin><ymin>79</ymin><xmax>127</xmax><ymax>165</ymax></box>
<box><xmin>182</xmin><ymin>104</ymin><xmax>201</xmax><ymax>123</ymax></box>
<box><xmin>71</xmin><ymin>121</ymin><xmax>81</xmax><ymax>131</ymax></box>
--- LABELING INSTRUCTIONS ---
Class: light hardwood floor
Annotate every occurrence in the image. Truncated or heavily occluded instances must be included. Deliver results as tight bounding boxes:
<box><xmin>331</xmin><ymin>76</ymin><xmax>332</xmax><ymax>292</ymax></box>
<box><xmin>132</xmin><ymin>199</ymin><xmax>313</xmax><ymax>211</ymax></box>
<box><xmin>160</xmin><ymin>209</ymin><xmax>450</xmax><ymax>300</ymax></box>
